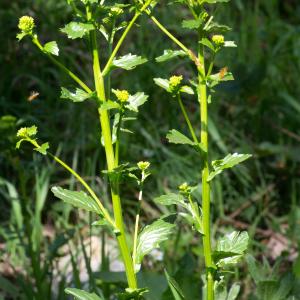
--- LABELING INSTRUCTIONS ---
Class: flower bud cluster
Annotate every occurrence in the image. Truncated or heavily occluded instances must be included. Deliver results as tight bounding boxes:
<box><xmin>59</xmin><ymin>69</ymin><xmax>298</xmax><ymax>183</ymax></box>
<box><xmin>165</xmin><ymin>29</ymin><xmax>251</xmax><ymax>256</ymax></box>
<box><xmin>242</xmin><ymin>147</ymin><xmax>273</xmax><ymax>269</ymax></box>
<box><xmin>113</xmin><ymin>89</ymin><xmax>130</xmax><ymax>102</ymax></box>
<box><xmin>18</xmin><ymin>16</ymin><xmax>35</xmax><ymax>33</ymax></box>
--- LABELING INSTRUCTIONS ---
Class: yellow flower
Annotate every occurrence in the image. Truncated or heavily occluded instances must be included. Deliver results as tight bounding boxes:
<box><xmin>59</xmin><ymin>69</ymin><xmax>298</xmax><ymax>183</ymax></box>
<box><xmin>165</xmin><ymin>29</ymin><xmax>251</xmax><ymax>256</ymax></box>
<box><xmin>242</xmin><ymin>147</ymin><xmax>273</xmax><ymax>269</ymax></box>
<box><xmin>110</xmin><ymin>7</ymin><xmax>124</xmax><ymax>17</ymax></box>
<box><xmin>212</xmin><ymin>35</ymin><xmax>224</xmax><ymax>46</ymax></box>
<box><xmin>113</xmin><ymin>89</ymin><xmax>130</xmax><ymax>102</ymax></box>
<box><xmin>18</xmin><ymin>16</ymin><xmax>35</xmax><ymax>33</ymax></box>
<box><xmin>169</xmin><ymin>75</ymin><xmax>183</xmax><ymax>88</ymax></box>
<box><xmin>137</xmin><ymin>161</ymin><xmax>150</xmax><ymax>170</ymax></box>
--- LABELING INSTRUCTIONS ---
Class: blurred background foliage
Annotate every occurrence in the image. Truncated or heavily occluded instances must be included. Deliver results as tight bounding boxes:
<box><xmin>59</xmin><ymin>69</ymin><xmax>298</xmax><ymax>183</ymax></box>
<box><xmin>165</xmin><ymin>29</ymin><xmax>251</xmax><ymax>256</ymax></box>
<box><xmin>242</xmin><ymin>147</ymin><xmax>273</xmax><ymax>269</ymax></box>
<box><xmin>0</xmin><ymin>0</ymin><xmax>300</xmax><ymax>299</ymax></box>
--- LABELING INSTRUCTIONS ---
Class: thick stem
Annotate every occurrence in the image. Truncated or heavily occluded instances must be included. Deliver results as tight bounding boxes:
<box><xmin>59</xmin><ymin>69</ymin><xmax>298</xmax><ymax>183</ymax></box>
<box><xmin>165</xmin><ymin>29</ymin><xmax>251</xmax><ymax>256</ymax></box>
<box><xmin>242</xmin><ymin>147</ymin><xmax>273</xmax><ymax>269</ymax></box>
<box><xmin>89</xmin><ymin>27</ymin><xmax>137</xmax><ymax>289</ymax></box>
<box><xmin>198</xmin><ymin>44</ymin><xmax>214</xmax><ymax>300</ymax></box>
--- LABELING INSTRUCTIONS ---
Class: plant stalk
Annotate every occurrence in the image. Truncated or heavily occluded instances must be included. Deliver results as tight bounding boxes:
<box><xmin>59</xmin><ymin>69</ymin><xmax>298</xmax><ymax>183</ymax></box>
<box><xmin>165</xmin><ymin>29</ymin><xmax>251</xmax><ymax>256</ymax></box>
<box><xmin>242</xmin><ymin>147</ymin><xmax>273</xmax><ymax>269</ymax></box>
<box><xmin>198</xmin><ymin>43</ymin><xmax>214</xmax><ymax>300</ymax></box>
<box><xmin>89</xmin><ymin>27</ymin><xmax>137</xmax><ymax>289</ymax></box>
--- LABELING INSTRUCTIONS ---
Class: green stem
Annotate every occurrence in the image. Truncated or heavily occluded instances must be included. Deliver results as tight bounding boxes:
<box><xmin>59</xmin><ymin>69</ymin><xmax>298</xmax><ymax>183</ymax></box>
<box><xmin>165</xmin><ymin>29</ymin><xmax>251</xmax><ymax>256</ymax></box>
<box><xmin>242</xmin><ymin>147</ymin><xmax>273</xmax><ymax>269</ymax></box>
<box><xmin>32</xmin><ymin>36</ymin><xmax>92</xmax><ymax>93</ymax></box>
<box><xmin>89</xmin><ymin>23</ymin><xmax>137</xmax><ymax>289</ymax></box>
<box><xmin>48</xmin><ymin>153</ymin><xmax>114</xmax><ymax>227</ymax></box>
<box><xmin>114</xmin><ymin>112</ymin><xmax>123</xmax><ymax>166</ymax></box>
<box><xmin>198</xmin><ymin>43</ymin><xmax>214</xmax><ymax>300</ymax></box>
<box><xmin>132</xmin><ymin>172</ymin><xmax>145</xmax><ymax>267</ymax></box>
<box><xmin>102</xmin><ymin>0</ymin><xmax>153</xmax><ymax>77</ymax></box>
<box><xmin>177</xmin><ymin>94</ymin><xmax>198</xmax><ymax>143</ymax></box>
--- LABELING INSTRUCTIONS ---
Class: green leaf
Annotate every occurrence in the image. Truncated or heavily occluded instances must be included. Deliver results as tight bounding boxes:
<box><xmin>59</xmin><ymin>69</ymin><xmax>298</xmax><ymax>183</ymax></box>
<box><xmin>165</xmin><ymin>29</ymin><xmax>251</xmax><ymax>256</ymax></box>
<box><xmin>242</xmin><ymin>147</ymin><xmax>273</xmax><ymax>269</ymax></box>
<box><xmin>118</xmin><ymin>287</ymin><xmax>148</xmax><ymax>300</ymax></box>
<box><xmin>112</xmin><ymin>54</ymin><xmax>147</xmax><ymax>70</ymax></box>
<box><xmin>60</xmin><ymin>22</ymin><xmax>94</xmax><ymax>39</ymax></box>
<box><xmin>201</xmin><ymin>0</ymin><xmax>230</xmax><ymax>3</ymax></box>
<box><xmin>227</xmin><ymin>284</ymin><xmax>240</xmax><ymax>300</ymax></box>
<box><xmin>204</xmin><ymin>21</ymin><xmax>231</xmax><ymax>33</ymax></box>
<box><xmin>34</xmin><ymin>142</ymin><xmax>49</xmax><ymax>155</ymax></box>
<box><xmin>125</xmin><ymin>92</ymin><xmax>148</xmax><ymax>112</ymax></box>
<box><xmin>166</xmin><ymin>129</ymin><xmax>195</xmax><ymax>146</ymax></box>
<box><xmin>224</xmin><ymin>41</ymin><xmax>237</xmax><ymax>47</ymax></box>
<box><xmin>153</xmin><ymin>78</ymin><xmax>170</xmax><ymax>91</ymax></box>
<box><xmin>199</xmin><ymin>38</ymin><xmax>215</xmax><ymax>52</ymax></box>
<box><xmin>208</xmin><ymin>153</ymin><xmax>251</xmax><ymax>181</ymax></box>
<box><xmin>99</xmin><ymin>100</ymin><xmax>120</xmax><ymax>112</ymax></box>
<box><xmin>17</xmin><ymin>32</ymin><xmax>27</xmax><ymax>41</ymax></box>
<box><xmin>154</xmin><ymin>193</ymin><xmax>186</xmax><ymax>207</ymax></box>
<box><xmin>135</xmin><ymin>219</ymin><xmax>175</xmax><ymax>272</ymax></box>
<box><xmin>61</xmin><ymin>87</ymin><xmax>94</xmax><ymax>102</ymax></box>
<box><xmin>214</xmin><ymin>231</ymin><xmax>249</xmax><ymax>267</ymax></box>
<box><xmin>51</xmin><ymin>186</ymin><xmax>101</xmax><ymax>215</ymax></box>
<box><xmin>44</xmin><ymin>41</ymin><xmax>59</xmax><ymax>56</ymax></box>
<box><xmin>65</xmin><ymin>288</ymin><xmax>104</xmax><ymax>300</ymax></box>
<box><xmin>164</xmin><ymin>269</ymin><xmax>186</xmax><ymax>300</ymax></box>
<box><xmin>180</xmin><ymin>85</ymin><xmax>194</xmax><ymax>94</ymax></box>
<box><xmin>156</xmin><ymin>49</ymin><xmax>187</xmax><ymax>63</ymax></box>
<box><xmin>182</xmin><ymin>19</ymin><xmax>202</xmax><ymax>29</ymax></box>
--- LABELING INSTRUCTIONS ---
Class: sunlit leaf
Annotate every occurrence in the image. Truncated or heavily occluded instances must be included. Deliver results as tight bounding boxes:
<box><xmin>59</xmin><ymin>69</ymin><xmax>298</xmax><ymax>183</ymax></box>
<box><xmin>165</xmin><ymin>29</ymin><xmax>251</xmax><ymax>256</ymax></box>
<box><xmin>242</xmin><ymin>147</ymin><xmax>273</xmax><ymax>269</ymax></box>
<box><xmin>154</xmin><ymin>193</ymin><xmax>186</xmax><ymax>208</ymax></box>
<box><xmin>118</xmin><ymin>287</ymin><xmax>148</xmax><ymax>300</ymax></box>
<box><xmin>166</xmin><ymin>129</ymin><xmax>195</xmax><ymax>146</ymax></box>
<box><xmin>153</xmin><ymin>78</ymin><xmax>170</xmax><ymax>91</ymax></box>
<box><xmin>34</xmin><ymin>142</ymin><xmax>49</xmax><ymax>155</ymax></box>
<box><xmin>182</xmin><ymin>19</ymin><xmax>202</xmax><ymax>29</ymax></box>
<box><xmin>65</xmin><ymin>288</ymin><xmax>104</xmax><ymax>300</ymax></box>
<box><xmin>112</xmin><ymin>54</ymin><xmax>147</xmax><ymax>70</ymax></box>
<box><xmin>207</xmin><ymin>153</ymin><xmax>252</xmax><ymax>181</ymax></box>
<box><xmin>61</xmin><ymin>87</ymin><xmax>94</xmax><ymax>102</ymax></box>
<box><xmin>214</xmin><ymin>231</ymin><xmax>249</xmax><ymax>267</ymax></box>
<box><xmin>156</xmin><ymin>49</ymin><xmax>187</xmax><ymax>63</ymax></box>
<box><xmin>224</xmin><ymin>41</ymin><xmax>237</xmax><ymax>47</ymax></box>
<box><xmin>125</xmin><ymin>92</ymin><xmax>148</xmax><ymax>112</ymax></box>
<box><xmin>44</xmin><ymin>41</ymin><xmax>59</xmax><ymax>56</ymax></box>
<box><xmin>51</xmin><ymin>186</ymin><xmax>101</xmax><ymax>214</ymax></box>
<box><xmin>60</xmin><ymin>22</ymin><xmax>94</xmax><ymax>39</ymax></box>
<box><xmin>135</xmin><ymin>219</ymin><xmax>175</xmax><ymax>272</ymax></box>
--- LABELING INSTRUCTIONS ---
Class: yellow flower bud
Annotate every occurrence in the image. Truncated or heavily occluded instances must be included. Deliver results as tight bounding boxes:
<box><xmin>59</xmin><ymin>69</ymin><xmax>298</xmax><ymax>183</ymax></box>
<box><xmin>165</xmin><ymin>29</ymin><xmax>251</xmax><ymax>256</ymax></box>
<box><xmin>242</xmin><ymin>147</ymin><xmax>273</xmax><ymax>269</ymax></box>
<box><xmin>110</xmin><ymin>7</ymin><xmax>124</xmax><ymax>17</ymax></box>
<box><xmin>113</xmin><ymin>89</ymin><xmax>130</xmax><ymax>102</ymax></box>
<box><xmin>212</xmin><ymin>35</ymin><xmax>224</xmax><ymax>46</ymax></box>
<box><xmin>137</xmin><ymin>161</ymin><xmax>150</xmax><ymax>170</ymax></box>
<box><xmin>18</xmin><ymin>16</ymin><xmax>35</xmax><ymax>33</ymax></box>
<box><xmin>169</xmin><ymin>75</ymin><xmax>183</xmax><ymax>88</ymax></box>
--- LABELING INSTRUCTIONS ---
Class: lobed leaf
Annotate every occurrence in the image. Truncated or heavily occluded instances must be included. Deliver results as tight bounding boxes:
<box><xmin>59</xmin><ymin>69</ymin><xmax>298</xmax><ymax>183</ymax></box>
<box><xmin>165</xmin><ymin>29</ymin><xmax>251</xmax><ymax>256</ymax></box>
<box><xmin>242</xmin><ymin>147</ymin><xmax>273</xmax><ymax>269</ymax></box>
<box><xmin>65</xmin><ymin>288</ymin><xmax>104</xmax><ymax>300</ymax></box>
<box><xmin>153</xmin><ymin>78</ymin><xmax>170</xmax><ymax>91</ymax></box>
<box><xmin>125</xmin><ymin>92</ymin><xmax>148</xmax><ymax>112</ymax></box>
<box><xmin>207</xmin><ymin>153</ymin><xmax>252</xmax><ymax>181</ymax></box>
<box><xmin>44</xmin><ymin>41</ymin><xmax>59</xmax><ymax>56</ymax></box>
<box><xmin>112</xmin><ymin>54</ymin><xmax>147</xmax><ymax>71</ymax></box>
<box><xmin>166</xmin><ymin>129</ymin><xmax>195</xmax><ymax>146</ymax></box>
<box><xmin>34</xmin><ymin>142</ymin><xmax>49</xmax><ymax>155</ymax></box>
<box><xmin>214</xmin><ymin>231</ymin><xmax>249</xmax><ymax>267</ymax></box>
<box><xmin>156</xmin><ymin>49</ymin><xmax>187</xmax><ymax>63</ymax></box>
<box><xmin>51</xmin><ymin>186</ymin><xmax>102</xmax><ymax>215</ymax></box>
<box><xmin>135</xmin><ymin>219</ymin><xmax>175</xmax><ymax>272</ymax></box>
<box><xmin>182</xmin><ymin>19</ymin><xmax>202</xmax><ymax>29</ymax></box>
<box><xmin>60</xmin><ymin>22</ymin><xmax>94</xmax><ymax>39</ymax></box>
<box><xmin>154</xmin><ymin>193</ymin><xmax>186</xmax><ymax>208</ymax></box>
<box><xmin>61</xmin><ymin>87</ymin><xmax>94</xmax><ymax>102</ymax></box>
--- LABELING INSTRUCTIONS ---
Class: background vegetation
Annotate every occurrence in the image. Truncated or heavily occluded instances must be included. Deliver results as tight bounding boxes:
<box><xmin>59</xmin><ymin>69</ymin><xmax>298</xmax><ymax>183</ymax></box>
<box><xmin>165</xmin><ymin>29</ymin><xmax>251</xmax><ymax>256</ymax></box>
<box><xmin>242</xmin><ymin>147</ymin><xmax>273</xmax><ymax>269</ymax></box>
<box><xmin>1</xmin><ymin>0</ymin><xmax>300</xmax><ymax>299</ymax></box>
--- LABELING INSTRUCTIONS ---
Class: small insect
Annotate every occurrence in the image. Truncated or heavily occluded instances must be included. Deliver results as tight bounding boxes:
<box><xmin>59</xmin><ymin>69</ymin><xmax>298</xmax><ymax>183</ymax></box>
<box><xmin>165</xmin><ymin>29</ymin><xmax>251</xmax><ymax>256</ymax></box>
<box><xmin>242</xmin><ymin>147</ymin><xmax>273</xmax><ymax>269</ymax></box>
<box><xmin>27</xmin><ymin>91</ymin><xmax>39</xmax><ymax>102</ymax></box>
<box><xmin>219</xmin><ymin>67</ymin><xmax>228</xmax><ymax>80</ymax></box>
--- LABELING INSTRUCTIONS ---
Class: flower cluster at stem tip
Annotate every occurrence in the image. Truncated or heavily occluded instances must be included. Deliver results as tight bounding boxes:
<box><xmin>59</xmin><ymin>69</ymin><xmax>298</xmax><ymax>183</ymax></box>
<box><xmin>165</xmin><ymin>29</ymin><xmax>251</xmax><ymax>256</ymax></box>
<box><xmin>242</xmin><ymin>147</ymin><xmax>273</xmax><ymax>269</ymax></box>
<box><xmin>137</xmin><ymin>161</ymin><xmax>150</xmax><ymax>171</ymax></box>
<box><xmin>18</xmin><ymin>16</ymin><xmax>35</xmax><ymax>33</ymax></box>
<box><xmin>114</xmin><ymin>89</ymin><xmax>130</xmax><ymax>102</ymax></box>
<box><xmin>178</xmin><ymin>182</ymin><xmax>191</xmax><ymax>194</ymax></box>
<box><xmin>169</xmin><ymin>75</ymin><xmax>183</xmax><ymax>88</ymax></box>
<box><xmin>212</xmin><ymin>34</ymin><xmax>224</xmax><ymax>46</ymax></box>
